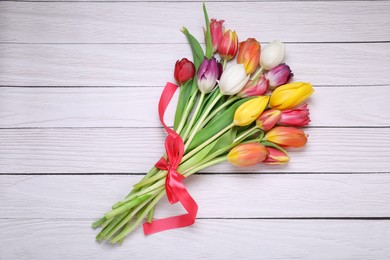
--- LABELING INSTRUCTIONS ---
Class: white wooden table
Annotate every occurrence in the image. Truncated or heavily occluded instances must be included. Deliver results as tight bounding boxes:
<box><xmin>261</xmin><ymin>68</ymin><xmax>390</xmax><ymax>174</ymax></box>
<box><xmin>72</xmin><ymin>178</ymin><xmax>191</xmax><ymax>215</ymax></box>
<box><xmin>1</xmin><ymin>1</ymin><xmax>390</xmax><ymax>259</ymax></box>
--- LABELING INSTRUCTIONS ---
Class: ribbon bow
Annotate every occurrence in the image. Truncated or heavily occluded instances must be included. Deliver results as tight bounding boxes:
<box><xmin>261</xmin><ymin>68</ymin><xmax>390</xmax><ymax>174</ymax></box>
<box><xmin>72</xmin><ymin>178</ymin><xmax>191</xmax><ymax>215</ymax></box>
<box><xmin>143</xmin><ymin>82</ymin><xmax>198</xmax><ymax>235</ymax></box>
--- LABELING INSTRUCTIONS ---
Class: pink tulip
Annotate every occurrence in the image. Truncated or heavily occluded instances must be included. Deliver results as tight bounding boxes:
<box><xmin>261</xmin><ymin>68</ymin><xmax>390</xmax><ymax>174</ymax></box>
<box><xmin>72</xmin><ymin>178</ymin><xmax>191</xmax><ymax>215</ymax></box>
<box><xmin>238</xmin><ymin>74</ymin><xmax>269</xmax><ymax>97</ymax></box>
<box><xmin>278</xmin><ymin>104</ymin><xmax>310</xmax><ymax>127</ymax></box>
<box><xmin>210</xmin><ymin>19</ymin><xmax>225</xmax><ymax>53</ymax></box>
<box><xmin>263</xmin><ymin>147</ymin><xmax>290</xmax><ymax>164</ymax></box>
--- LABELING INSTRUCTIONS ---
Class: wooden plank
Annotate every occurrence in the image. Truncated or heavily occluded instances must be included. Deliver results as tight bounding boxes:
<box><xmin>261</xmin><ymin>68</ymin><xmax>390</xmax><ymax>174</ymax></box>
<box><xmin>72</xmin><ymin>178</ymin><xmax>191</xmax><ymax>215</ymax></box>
<box><xmin>1</xmin><ymin>174</ymin><xmax>390</xmax><ymax>219</ymax></box>
<box><xmin>1</xmin><ymin>2</ymin><xmax>389</xmax><ymax>43</ymax></box>
<box><xmin>1</xmin><ymin>219</ymin><xmax>389</xmax><ymax>259</ymax></box>
<box><xmin>0</xmin><ymin>128</ymin><xmax>389</xmax><ymax>173</ymax></box>
<box><xmin>0</xmin><ymin>86</ymin><xmax>389</xmax><ymax>128</ymax></box>
<box><xmin>1</xmin><ymin>43</ymin><xmax>389</xmax><ymax>86</ymax></box>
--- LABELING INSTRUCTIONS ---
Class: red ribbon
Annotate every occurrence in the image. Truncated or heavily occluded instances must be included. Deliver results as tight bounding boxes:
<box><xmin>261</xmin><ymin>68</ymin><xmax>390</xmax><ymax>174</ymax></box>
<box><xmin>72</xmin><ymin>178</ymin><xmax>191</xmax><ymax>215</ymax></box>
<box><xmin>143</xmin><ymin>82</ymin><xmax>198</xmax><ymax>235</ymax></box>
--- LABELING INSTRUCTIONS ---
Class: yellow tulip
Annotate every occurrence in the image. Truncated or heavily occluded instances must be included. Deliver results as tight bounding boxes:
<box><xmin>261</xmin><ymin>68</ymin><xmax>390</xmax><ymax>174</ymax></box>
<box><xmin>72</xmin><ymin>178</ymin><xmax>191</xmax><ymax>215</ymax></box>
<box><xmin>269</xmin><ymin>82</ymin><xmax>314</xmax><ymax>110</ymax></box>
<box><xmin>234</xmin><ymin>96</ymin><xmax>269</xmax><ymax>126</ymax></box>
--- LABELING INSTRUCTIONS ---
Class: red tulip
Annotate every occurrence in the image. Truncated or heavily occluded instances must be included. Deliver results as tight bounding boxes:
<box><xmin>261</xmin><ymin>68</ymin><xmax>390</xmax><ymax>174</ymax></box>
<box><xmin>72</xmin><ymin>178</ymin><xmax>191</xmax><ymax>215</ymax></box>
<box><xmin>174</xmin><ymin>58</ymin><xmax>195</xmax><ymax>85</ymax></box>
<box><xmin>218</xmin><ymin>30</ymin><xmax>238</xmax><ymax>61</ymax></box>
<box><xmin>256</xmin><ymin>109</ymin><xmax>282</xmax><ymax>131</ymax></box>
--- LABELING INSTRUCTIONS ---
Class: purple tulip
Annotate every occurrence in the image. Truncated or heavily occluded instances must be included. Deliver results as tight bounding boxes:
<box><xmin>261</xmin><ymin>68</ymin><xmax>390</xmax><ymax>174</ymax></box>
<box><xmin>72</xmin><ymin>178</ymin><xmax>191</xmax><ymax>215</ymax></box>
<box><xmin>265</xmin><ymin>63</ymin><xmax>293</xmax><ymax>89</ymax></box>
<box><xmin>197</xmin><ymin>57</ymin><xmax>222</xmax><ymax>93</ymax></box>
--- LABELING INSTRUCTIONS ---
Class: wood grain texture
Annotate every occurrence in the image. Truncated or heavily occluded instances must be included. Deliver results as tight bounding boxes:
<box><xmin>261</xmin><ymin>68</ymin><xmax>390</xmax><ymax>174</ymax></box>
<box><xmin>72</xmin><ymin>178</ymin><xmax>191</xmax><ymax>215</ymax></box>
<box><xmin>0</xmin><ymin>128</ymin><xmax>389</xmax><ymax>173</ymax></box>
<box><xmin>1</xmin><ymin>219</ymin><xmax>389</xmax><ymax>260</ymax></box>
<box><xmin>1</xmin><ymin>1</ymin><xmax>389</xmax><ymax>43</ymax></box>
<box><xmin>1</xmin><ymin>43</ymin><xmax>389</xmax><ymax>86</ymax></box>
<box><xmin>1</xmin><ymin>174</ymin><xmax>390</xmax><ymax>219</ymax></box>
<box><xmin>0</xmin><ymin>86</ymin><xmax>389</xmax><ymax>128</ymax></box>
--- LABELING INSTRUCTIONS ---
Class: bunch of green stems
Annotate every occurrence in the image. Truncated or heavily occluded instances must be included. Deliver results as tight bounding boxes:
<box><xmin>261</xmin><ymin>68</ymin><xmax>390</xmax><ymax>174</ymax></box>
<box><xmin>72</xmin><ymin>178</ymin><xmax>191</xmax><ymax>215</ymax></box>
<box><xmin>92</xmin><ymin>87</ymin><xmax>264</xmax><ymax>243</ymax></box>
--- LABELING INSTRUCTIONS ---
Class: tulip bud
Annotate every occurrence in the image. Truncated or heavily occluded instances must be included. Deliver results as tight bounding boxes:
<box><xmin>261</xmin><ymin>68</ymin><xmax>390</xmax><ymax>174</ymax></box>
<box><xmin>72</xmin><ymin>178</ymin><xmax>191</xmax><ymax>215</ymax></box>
<box><xmin>260</xmin><ymin>40</ymin><xmax>285</xmax><ymax>70</ymax></box>
<box><xmin>278</xmin><ymin>104</ymin><xmax>310</xmax><ymax>127</ymax></box>
<box><xmin>197</xmin><ymin>57</ymin><xmax>222</xmax><ymax>93</ymax></box>
<box><xmin>237</xmin><ymin>38</ymin><xmax>261</xmax><ymax>75</ymax></box>
<box><xmin>234</xmin><ymin>96</ymin><xmax>269</xmax><ymax>126</ymax></box>
<box><xmin>265</xmin><ymin>126</ymin><xmax>307</xmax><ymax>148</ymax></box>
<box><xmin>227</xmin><ymin>142</ymin><xmax>269</xmax><ymax>167</ymax></box>
<box><xmin>263</xmin><ymin>147</ymin><xmax>290</xmax><ymax>165</ymax></box>
<box><xmin>209</xmin><ymin>19</ymin><xmax>225</xmax><ymax>53</ymax></box>
<box><xmin>219</xmin><ymin>63</ymin><xmax>250</xmax><ymax>95</ymax></box>
<box><xmin>270</xmin><ymin>82</ymin><xmax>314</xmax><ymax>110</ymax></box>
<box><xmin>256</xmin><ymin>109</ymin><xmax>281</xmax><ymax>131</ymax></box>
<box><xmin>238</xmin><ymin>74</ymin><xmax>269</xmax><ymax>97</ymax></box>
<box><xmin>218</xmin><ymin>30</ymin><xmax>238</xmax><ymax>61</ymax></box>
<box><xmin>266</xmin><ymin>63</ymin><xmax>293</xmax><ymax>89</ymax></box>
<box><xmin>174</xmin><ymin>58</ymin><xmax>195</xmax><ymax>85</ymax></box>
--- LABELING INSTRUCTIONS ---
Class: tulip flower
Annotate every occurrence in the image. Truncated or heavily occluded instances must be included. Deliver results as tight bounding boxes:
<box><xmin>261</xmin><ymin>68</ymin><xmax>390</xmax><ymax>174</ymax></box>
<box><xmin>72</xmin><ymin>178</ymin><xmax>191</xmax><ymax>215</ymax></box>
<box><xmin>278</xmin><ymin>104</ymin><xmax>310</xmax><ymax>127</ymax></box>
<box><xmin>197</xmin><ymin>57</ymin><xmax>222</xmax><ymax>93</ymax></box>
<box><xmin>265</xmin><ymin>126</ymin><xmax>307</xmax><ymax>147</ymax></box>
<box><xmin>263</xmin><ymin>147</ymin><xmax>290</xmax><ymax>164</ymax></box>
<box><xmin>238</xmin><ymin>74</ymin><xmax>269</xmax><ymax>97</ymax></box>
<box><xmin>237</xmin><ymin>38</ymin><xmax>261</xmax><ymax>75</ymax></box>
<box><xmin>227</xmin><ymin>142</ymin><xmax>269</xmax><ymax>167</ymax></box>
<box><xmin>260</xmin><ymin>40</ymin><xmax>285</xmax><ymax>71</ymax></box>
<box><xmin>256</xmin><ymin>109</ymin><xmax>282</xmax><ymax>131</ymax></box>
<box><xmin>266</xmin><ymin>63</ymin><xmax>293</xmax><ymax>89</ymax></box>
<box><xmin>219</xmin><ymin>63</ymin><xmax>250</xmax><ymax>95</ymax></box>
<box><xmin>174</xmin><ymin>58</ymin><xmax>195</xmax><ymax>85</ymax></box>
<box><xmin>209</xmin><ymin>19</ymin><xmax>224</xmax><ymax>53</ymax></box>
<box><xmin>270</xmin><ymin>82</ymin><xmax>314</xmax><ymax>110</ymax></box>
<box><xmin>234</xmin><ymin>96</ymin><xmax>269</xmax><ymax>126</ymax></box>
<box><xmin>218</xmin><ymin>30</ymin><xmax>239</xmax><ymax>61</ymax></box>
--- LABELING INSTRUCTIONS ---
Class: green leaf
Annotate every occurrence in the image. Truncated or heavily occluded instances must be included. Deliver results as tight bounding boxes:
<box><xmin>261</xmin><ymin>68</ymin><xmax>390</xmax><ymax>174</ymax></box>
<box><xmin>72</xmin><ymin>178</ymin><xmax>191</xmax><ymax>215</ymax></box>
<box><xmin>203</xmin><ymin>3</ymin><xmax>213</xmax><ymax>59</ymax></box>
<box><xmin>207</xmin><ymin>127</ymin><xmax>237</xmax><ymax>156</ymax></box>
<box><xmin>188</xmin><ymin>97</ymin><xmax>252</xmax><ymax>151</ymax></box>
<box><xmin>182</xmin><ymin>27</ymin><xmax>204</xmax><ymax>69</ymax></box>
<box><xmin>261</xmin><ymin>141</ymin><xmax>288</xmax><ymax>154</ymax></box>
<box><xmin>178</xmin><ymin>137</ymin><xmax>218</xmax><ymax>171</ymax></box>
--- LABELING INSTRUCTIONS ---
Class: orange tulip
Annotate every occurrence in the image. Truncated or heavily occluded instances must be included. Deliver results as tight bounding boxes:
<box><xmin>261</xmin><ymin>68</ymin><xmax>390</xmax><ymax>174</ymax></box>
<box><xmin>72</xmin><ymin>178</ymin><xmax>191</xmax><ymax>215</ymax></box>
<box><xmin>237</xmin><ymin>38</ymin><xmax>261</xmax><ymax>75</ymax></box>
<box><xmin>227</xmin><ymin>143</ymin><xmax>269</xmax><ymax>167</ymax></box>
<box><xmin>265</xmin><ymin>126</ymin><xmax>307</xmax><ymax>147</ymax></box>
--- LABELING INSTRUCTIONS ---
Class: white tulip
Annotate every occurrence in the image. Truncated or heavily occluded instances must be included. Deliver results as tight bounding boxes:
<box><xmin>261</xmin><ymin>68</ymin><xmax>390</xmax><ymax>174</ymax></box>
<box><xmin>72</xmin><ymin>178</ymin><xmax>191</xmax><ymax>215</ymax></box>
<box><xmin>260</xmin><ymin>40</ymin><xmax>285</xmax><ymax>70</ymax></box>
<box><xmin>219</xmin><ymin>63</ymin><xmax>250</xmax><ymax>95</ymax></box>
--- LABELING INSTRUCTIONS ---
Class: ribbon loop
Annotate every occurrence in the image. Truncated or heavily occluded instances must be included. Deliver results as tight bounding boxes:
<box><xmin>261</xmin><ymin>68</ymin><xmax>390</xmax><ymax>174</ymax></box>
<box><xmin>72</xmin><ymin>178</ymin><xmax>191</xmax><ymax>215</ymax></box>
<box><xmin>143</xmin><ymin>82</ymin><xmax>198</xmax><ymax>235</ymax></box>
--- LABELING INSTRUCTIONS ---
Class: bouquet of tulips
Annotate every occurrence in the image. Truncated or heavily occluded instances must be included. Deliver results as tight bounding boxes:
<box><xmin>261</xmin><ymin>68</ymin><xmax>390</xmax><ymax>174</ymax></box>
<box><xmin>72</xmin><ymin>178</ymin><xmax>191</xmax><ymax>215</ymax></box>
<box><xmin>93</xmin><ymin>4</ymin><xmax>314</xmax><ymax>244</ymax></box>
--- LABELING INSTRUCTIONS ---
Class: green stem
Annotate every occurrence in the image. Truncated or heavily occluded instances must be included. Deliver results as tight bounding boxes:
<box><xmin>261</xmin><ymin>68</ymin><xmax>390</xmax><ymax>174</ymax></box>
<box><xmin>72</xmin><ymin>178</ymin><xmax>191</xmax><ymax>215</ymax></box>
<box><xmin>104</xmin><ymin>194</ymin><xmax>156</xmax><ymax>241</ymax></box>
<box><xmin>184</xmin><ymin>91</ymin><xmax>224</xmax><ymax>151</ymax></box>
<box><xmin>200</xmin><ymin>96</ymin><xmax>239</xmax><ymax>129</ymax></box>
<box><xmin>250</xmin><ymin>67</ymin><xmax>264</xmax><ymax>80</ymax></box>
<box><xmin>222</xmin><ymin>59</ymin><xmax>227</xmax><ymax>70</ymax></box>
<box><xmin>133</xmin><ymin>170</ymin><xmax>167</xmax><ymax>189</ymax></box>
<box><xmin>181</xmin><ymin>122</ymin><xmax>235</xmax><ymax>163</ymax></box>
<box><xmin>181</xmin><ymin>92</ymin><xmax>205</xmax><ymax>142</ymax></box>
<box><xmin>234</xmin><ymin>125</ymin><xmax>259</xmax><ymax>143</ymax></box>
<box><xmin>111</xmin><ymin>191</ymin><xmax>165</xmax><ymax>243</ymax></box>
<box><xmin>183</xmin><ymin>156</ymin><xmax>227</xmax><ymax>177</ymax></box>
<box><xmin>176</xmin><ymin>90</ymin><xmax>198</xmax><ymax>135</ymax></box>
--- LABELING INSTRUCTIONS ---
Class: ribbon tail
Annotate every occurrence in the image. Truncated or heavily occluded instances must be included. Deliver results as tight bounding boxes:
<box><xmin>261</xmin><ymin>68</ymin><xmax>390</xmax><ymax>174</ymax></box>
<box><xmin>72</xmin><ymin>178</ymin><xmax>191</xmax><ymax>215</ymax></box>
<box><xmin>143</xmin><ymin>181</ymin><xmax>198</xmax><ymax>235</ymax></box>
